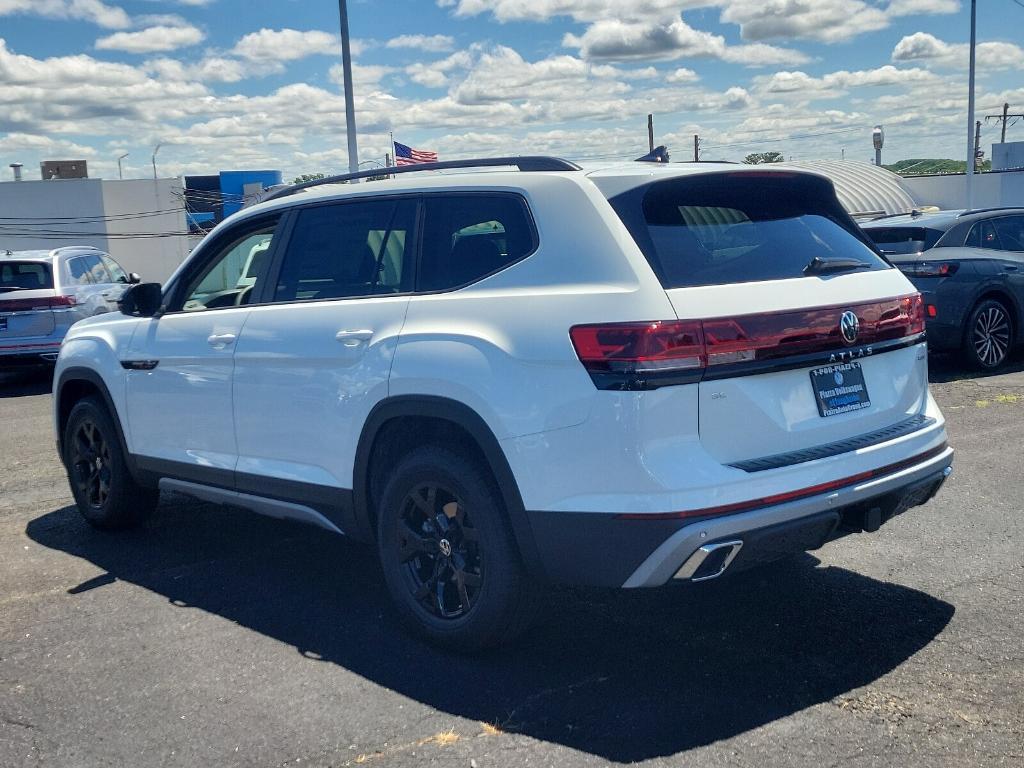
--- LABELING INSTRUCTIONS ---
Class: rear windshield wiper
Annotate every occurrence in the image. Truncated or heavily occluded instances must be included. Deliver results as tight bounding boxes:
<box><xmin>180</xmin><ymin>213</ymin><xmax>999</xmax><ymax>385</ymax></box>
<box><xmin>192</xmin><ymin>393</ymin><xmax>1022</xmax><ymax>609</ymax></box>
<box><xmin>803</xmin><ymin>256</ymin><xmax>873</xmax><ymax>275</ymax></box>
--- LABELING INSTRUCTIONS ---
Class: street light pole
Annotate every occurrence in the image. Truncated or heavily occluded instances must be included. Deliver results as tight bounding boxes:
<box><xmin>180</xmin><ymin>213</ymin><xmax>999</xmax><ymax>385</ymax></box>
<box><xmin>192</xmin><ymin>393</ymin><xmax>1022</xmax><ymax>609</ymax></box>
<box><xmin>338</xmin><ymin>0</ymin><xmax>359</xmax><ymax>178</ymax></box>
<box><xmin>117</xmin><ymin>153</ymin><xmax>129</xmax><ymax>180</ymax></box>
<box><xmin>152</xmin><ymin>143</ymin><xmax>163</xmax><ymax>180</ymax></box>
<box><xmin>965</xmin><ymin>0</ymin><xmax>977</xmax><ymax>211</ymax></box>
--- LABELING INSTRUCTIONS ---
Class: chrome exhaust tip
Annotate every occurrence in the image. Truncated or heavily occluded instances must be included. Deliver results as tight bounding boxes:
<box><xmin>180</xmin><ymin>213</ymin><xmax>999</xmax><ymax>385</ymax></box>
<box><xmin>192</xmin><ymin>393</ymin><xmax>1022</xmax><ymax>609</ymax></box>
<box><xmin>673</xmin><ymin>539</ymin><xmax>744</xmax><ymax>582</ymax></box>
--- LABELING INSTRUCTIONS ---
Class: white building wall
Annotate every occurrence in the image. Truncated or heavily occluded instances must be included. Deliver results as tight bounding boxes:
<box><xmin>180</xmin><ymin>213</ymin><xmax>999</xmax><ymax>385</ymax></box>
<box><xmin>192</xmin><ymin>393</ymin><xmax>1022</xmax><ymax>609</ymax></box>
<box><xmin>992</xmin><ymin>142</ymin><xmax>1024</xmax><ymax>172</ymax></box>
<box><xmin>901</xmin><ymin>170</ymin><xmax>1024</xmax><ymax>210</ymax></box>
<box><xmin>0</xmin><ymin>177</ymin><xmax>191</xmax><ymax>283</ymax></box>
<box><xmin>100</xmin><ymin>179</ymin><xmax>190</xmax><ymax>282</ymax></box>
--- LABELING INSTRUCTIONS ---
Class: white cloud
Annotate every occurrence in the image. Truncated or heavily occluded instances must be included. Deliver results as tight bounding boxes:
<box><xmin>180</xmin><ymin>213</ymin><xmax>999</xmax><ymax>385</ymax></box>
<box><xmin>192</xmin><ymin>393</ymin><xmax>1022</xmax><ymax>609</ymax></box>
<box><xmin>405</xmin><ymin>50</ymin><xmax>474</xmax><ymax>88</ymax></box>
<box><xmin>386</xmin><ymin>34</ymin><xmax>455</xmax><ymax>52</ymax></box>
<box><xmin>0</xmin><ymin>0</ymin><xmax>131</xmax><ymax>29</ymax></box>
<box><xmin>562</xmin><ymin>17</ymin><xmax>808</xmax><ymax>66</ymax></box>
<box><xmin>145</xmin><ymin>56</ymin><xmax>249</xmax><ymax>83</ymax></box>
<box><xmin>665</xmin><ymin>67</ymin><xmax>699</xmax><ymax>84</ymax></box>
<box><xmin>887</xmin><ymin>0</ymin><xmax>959</xmax><ymax>16</ymax></box>
<box><xmin>439</xmin><ymin>0</ymin><xmax>701</xmax><ymax>23</ymax></box>
<box><xmin>721</xmin><ymin>0</ymin><xmax>889</xmax><ymax>43</ymax></box>
<box><xmin>96</xmin><ymin>24</ymin><xmax>204</xmax><ymax>53</ymax></box>
<box><xmin>755</xmin><ymin>65</ymin><xmax>937</xmax><ymax>96</ymax></box>
<box><xmin>231</xmin><ymin>28</ymin><xmax>342</xmax><ymax>62</ymax></box>
<box><xmin>892</xmin><ymin>32</ymin><xmax>1024</xmax><ymax>71</ymax></box>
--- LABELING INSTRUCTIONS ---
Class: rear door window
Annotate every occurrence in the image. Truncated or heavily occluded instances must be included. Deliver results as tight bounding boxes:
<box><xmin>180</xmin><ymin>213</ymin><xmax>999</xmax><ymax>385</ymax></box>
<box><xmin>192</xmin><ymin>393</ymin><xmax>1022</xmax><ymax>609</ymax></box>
<box><xmin>608</xmin><ymin>173</ymin><xmax>890</xmax><ymax>289</ymax></box>
<box><xmin>0</xmin><ymin>262</ymin><xmax>53</xmax><ymax>291</ymax></box>
<box><xmin>966</xmin><ymin>220</ymin><xmax>1002</xmax><ymax>249</ymax></box>
<box><xmin>67</xmin><ymin>257</ymin><xmax>94</xmax><ymax>286</ymax></box>
<box><xmin>273</xmin><ymin>198</ymin><xmax>415</xmax><ymax>302</ymax></box>
<box><xmin>991</xmin><ymin>216</ymin><xmax>1024</xmax><ymax>252</ymax></box>
<box><xmin>419</xmin><ymin>194</ymin><xmax>536</xmax><ymax>291</ymax></box>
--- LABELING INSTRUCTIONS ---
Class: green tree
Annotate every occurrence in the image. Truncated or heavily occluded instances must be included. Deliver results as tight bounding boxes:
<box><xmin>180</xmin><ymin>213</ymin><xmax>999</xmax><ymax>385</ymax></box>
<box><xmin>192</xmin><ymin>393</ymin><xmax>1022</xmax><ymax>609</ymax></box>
<box><xmin>743</xmin><ymin>151</ymin><xmax>785</xmax><ymax>165</ymax></box>
<box><xmin>292</xmin><ymin>173</ymin><xmax>326</xmax><ymax>184</ymax></box>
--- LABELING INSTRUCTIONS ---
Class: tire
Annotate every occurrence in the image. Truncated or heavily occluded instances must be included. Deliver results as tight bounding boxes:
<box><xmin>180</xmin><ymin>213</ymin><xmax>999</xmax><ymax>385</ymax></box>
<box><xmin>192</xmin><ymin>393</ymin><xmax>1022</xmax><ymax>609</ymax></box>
<box><xmin>963</xmin><ymin>298</ymin><xmax>1014</xmax><ymax>370</ymax></box>
<box><xmin>63</xmin><ymin>396</ymin><xmax>158</xmax><ymax>529</ymax></box>
<box><xmin>376</xmin><ymin>446</ymin><xmax>539</xmax><ymax>650</ymax></box>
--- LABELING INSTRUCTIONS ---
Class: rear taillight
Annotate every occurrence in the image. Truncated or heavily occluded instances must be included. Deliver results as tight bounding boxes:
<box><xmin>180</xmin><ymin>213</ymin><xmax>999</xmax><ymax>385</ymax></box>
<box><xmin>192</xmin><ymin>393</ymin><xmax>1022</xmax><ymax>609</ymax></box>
<box><xmin>899</xmin><ymin>262</ymin><xmax>959</xmax><ymax>277</ymax></box>
<box><xmin>571</xmin><ymin>293</ymin><xmax>925</xmax><ymax>390</ymax></box>
<box><xmin>0</xmin><ymin>295</ymin><xmax>76</xmax><ymax>311</ymax></box>
<box><xmin>570</xmin><ymin>321</ymin><xmax>704</xmax><ymax>376</ymax></box>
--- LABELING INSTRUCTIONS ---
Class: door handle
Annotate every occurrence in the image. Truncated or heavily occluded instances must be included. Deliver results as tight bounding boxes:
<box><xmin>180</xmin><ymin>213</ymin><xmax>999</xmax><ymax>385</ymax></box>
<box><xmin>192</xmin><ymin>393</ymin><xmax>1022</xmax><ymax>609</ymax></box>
<box><xmin>335</xmin><ymin>329</ymin><xmax>374</xmax><ymax>348</ymax></box>
<box><xmin>207</xmin><ymin>333</ymin><xmax>237</xmax><ymax>348</ymax></box>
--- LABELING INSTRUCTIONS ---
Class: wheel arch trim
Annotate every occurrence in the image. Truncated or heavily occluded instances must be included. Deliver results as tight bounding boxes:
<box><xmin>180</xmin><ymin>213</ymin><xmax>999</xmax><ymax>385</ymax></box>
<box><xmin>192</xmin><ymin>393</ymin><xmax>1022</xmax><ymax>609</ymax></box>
<box><xmin>55</xmin><ymin>367</ymin><xmax>134</xmax><ymax>479</ymax></box>
<box><xmin>353</xmin><ymin>395</ymin><xmax>545</xmax><ymax>578</ymax></box>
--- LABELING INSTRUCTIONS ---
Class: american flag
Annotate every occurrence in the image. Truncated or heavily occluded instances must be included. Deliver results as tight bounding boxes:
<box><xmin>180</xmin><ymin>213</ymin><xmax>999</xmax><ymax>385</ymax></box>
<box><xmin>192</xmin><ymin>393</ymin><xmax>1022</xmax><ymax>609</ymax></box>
<box><xmin>394</xmin><ymin>141</ymin><xmax>438</xmax><ymax>166</ymax></box>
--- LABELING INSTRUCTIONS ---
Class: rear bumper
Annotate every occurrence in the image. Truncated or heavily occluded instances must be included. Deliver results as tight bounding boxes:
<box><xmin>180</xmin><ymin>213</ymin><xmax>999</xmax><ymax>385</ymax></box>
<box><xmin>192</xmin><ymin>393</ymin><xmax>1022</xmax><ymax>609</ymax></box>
<box><xmin>0</xmin><ymin>344</ymin><xmax>62</xmax><ymax>367</ymax></box>
<box><xmin>526</xmin><ymin>444</ymin><xmax>953</xmax><ymax>588</ymax></box>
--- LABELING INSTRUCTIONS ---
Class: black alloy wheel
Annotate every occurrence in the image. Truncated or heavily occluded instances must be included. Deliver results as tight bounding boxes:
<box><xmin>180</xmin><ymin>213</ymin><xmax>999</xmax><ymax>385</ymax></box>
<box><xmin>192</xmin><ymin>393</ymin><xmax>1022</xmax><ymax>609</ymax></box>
<box><xmin>967</xmin><ymin>299</ymin><xmax>1013</xmax><ymax>369</ymax></box>
<box><xmin>63</xmin><ymin>396</ymin><xmax>158</xmax><ymax>529</ymax></box>
<box><xmin>397</xmin><ymin>482</ymin><xmax>483</xmax><ymax>620</ymax></box>
<box><xmin>69</xmin><ymin>418</ymin><xmax>113</xmax><ymax>510</ymax></box>
<box><xmin>377</xmin><ymin>446</ymin><xmax>539</xmax><ymax>649</ymax></box>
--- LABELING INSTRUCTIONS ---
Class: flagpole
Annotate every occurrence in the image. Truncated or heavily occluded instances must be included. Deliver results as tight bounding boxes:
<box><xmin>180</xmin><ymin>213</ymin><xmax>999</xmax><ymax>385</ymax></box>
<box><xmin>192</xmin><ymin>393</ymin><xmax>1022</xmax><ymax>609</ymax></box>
<box><xmin>390</xmin><ymin>131</ymin><xmax>396</xmax><ymax>179</ymax></box>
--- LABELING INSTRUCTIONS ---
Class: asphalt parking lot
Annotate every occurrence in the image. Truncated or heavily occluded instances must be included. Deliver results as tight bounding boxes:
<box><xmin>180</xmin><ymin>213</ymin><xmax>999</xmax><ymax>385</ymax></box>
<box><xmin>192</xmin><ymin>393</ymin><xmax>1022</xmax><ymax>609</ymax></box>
<box><xmin>1</xmin><ymin>359</ymin><xmax>1022</xmax><ymax>768</ymax></box>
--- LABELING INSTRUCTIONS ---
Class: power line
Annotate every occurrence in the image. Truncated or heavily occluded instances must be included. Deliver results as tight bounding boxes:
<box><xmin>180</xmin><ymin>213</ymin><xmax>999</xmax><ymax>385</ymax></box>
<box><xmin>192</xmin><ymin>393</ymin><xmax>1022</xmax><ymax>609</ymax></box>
<box><xmin>702</xmin><ymin>126</ymin><xmax>862</xmax><ymax>149</ymax></box>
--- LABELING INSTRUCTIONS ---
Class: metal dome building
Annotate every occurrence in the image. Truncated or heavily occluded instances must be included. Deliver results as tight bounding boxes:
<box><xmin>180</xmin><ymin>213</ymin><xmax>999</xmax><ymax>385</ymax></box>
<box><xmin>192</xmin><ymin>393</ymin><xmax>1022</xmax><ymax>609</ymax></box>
<box><xmin>782</xmin><ymin>160</ymin><xmax>918</xmax><ymax>217</ymax></box>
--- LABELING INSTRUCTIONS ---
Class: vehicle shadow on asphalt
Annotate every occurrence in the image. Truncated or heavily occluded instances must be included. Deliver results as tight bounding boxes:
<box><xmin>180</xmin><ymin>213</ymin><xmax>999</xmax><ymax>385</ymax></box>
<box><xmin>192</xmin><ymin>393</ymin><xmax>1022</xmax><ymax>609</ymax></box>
<box><xmin>928</xmin><ymin>351</ymin><xmax>1024</xmax><ymax>384</ymax></box>
<box><xmin>0</xmin><ymin>369</ymin><xmax>53</xmax><ymax>398</ymax></box>
<box><xmin>27</xmin><ymin>499</ymin><xmax>954</xmax><ymax>763</ymax></box>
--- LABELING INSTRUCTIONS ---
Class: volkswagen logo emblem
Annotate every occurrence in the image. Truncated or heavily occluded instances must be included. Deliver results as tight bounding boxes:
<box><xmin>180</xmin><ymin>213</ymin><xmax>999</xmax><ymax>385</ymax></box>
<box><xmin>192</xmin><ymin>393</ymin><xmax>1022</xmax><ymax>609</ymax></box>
<box><xmin>438</xmin><ymin>539</ymin><xmax>452</xmax><ymax>557</ymax></box>
<box><xmin>839</xmin><ymin>310</ymin><xmax>860</xmax><ymax>345</ymax></box>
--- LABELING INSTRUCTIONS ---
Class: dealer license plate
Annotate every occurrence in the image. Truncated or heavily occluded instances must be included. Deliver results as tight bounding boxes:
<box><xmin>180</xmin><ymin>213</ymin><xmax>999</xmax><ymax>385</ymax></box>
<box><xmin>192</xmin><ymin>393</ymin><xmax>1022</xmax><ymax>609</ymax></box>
<box><xmin>810</xmin><ymin>362</ymin><xmax>871</xmax><ymax>417</ymax></box>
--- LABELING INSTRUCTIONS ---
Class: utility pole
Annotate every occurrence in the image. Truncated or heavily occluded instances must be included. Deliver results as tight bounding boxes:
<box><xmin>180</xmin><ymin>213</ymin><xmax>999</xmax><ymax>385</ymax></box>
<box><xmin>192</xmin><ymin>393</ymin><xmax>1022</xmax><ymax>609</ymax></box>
<box><xmin>985</xmin><ymin>102</ymin><xmax>1024</xmax><ymax>144</ymax></box>
<box><xmin>693</xmin><ymin>134</ymin><xmax>699</xmax><ymax>162</ymax></box>
<box><xmin>338</xmin><ymin>0</ymin><xmax>359</xmax><ymax>177</ymax></box>
<box><xmin>965</xmin><ymin>0</ymin><xmax>977</xmax><ymax>211</ymax></box>
<box><xmin>974</xmin><ymin>120</ymin><xmax>982</xmax><ymax>173</ymax></box>
<box><xmin>647</xmin><ymin>114</ymin><xmax>654</xmax><ymax>152</ymax></box>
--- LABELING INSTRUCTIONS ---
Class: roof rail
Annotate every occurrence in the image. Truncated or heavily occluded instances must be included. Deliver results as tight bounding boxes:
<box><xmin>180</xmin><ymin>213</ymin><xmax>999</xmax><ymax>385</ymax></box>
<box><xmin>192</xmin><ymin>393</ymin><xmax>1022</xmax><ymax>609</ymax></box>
<box><xmin>264</xmin><ymin>156</ymin><xmax>582</xmax><ymax>202</ymax></box>
<box><xmin>956</xmin><ymin>206</ymin><xmax>1024</xmax><ymax>217</ymax></box>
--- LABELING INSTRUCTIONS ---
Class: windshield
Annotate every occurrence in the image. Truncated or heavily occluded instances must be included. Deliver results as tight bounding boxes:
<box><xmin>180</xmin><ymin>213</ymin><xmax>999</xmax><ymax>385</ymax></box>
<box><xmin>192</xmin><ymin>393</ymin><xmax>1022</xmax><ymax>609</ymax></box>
<box><xmin>607</xmin><ymin>173</ymin><xmax>889</xmax><ymax>289</ymax></box>
<box><xmin>865</xmin><ymin>226</ymin><xmax>943</xmax><ymax>255</ymax></box>
<box><xmin>0</xmin><ymin>261</ymin><xmax>53</xmax><ymax>292</ymax></box>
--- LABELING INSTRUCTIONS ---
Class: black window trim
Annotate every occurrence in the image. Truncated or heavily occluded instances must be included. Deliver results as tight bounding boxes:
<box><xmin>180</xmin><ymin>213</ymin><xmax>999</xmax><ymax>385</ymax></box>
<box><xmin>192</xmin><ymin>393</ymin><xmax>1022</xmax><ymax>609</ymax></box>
<box><xmin>160</xmin><ymin>212</ymin><xmax>287</xmax><ymax>316</ymax></box>
<box><xmin>261</xmin><ymin>193</ymin><xmax>421</xmax><ymax>307</ymax></box>
<box><xmin>412</xmin><ymin>190</ymin><xmax>540</xmax><ymax>295</ymax></box>
<box><xmin>241</xmin><ymin>189</ymin><xmax>540</xmax><ymax>310</ymax></box>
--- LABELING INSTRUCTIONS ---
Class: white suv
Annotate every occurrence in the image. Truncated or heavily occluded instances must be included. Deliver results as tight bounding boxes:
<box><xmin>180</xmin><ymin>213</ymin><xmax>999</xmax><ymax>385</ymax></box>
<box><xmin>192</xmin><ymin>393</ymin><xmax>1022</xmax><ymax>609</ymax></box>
<box><xmin>53</xmin><ymin>157</ymin><xmax>953</xmax><ymax>649</ymax></box>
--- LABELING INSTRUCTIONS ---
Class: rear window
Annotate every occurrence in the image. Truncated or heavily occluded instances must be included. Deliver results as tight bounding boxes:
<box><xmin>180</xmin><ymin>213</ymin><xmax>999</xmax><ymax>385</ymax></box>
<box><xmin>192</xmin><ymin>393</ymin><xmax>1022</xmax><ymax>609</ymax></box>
<box><xmin>865</xmin><ymin>226</ymin><xmax>943</xmax><ymax>255</ymax></box>
<box><xmin>0</xmin><ymin>261</ymin><xmax>53</xmax><ymax>292</ymax></box>
<box><xmin>608</xmin><ymin>173</ymin><xmax>889</xmax><ymax>289</ymax></box>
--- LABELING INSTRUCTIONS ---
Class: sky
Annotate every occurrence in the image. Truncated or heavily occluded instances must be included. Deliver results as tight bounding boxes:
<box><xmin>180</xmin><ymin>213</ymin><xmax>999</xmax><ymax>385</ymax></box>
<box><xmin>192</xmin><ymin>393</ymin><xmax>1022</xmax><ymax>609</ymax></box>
<box><xmin>1</xmin><ymin>0</ymin><xmax>1022</xmax><ymax>181</ymax></box>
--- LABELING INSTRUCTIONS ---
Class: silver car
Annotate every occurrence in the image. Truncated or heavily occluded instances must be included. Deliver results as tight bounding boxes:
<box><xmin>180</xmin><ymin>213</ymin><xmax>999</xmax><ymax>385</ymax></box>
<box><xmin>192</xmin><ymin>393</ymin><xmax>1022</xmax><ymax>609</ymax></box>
<box><xmin>0</xmin><ymin>246</ymin><xmax>139</xmax><ymax>369</ymax></box>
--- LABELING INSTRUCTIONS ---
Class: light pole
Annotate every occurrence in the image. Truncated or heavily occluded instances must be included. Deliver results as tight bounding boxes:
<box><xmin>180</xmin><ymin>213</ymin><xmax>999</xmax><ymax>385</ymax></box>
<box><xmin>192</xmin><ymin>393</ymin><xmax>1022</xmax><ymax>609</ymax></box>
<box><xmin>117</xmin><ymin>153</ymin><xmax>129</xmax><ymax>180</ymax></box>
<box><xmin>965</xmin><ymin>0</ymin><xmax>977</xmax><ymax>211</ymax></box>
<box><xmin>152</xmin><ymin>143</ymin><xmax>163</xmax><ymax>180</ymax></box>
<box><xmin>338</xmin><ymin>0</ymin><xmax>359</xmax><ymax>178</ymax></box>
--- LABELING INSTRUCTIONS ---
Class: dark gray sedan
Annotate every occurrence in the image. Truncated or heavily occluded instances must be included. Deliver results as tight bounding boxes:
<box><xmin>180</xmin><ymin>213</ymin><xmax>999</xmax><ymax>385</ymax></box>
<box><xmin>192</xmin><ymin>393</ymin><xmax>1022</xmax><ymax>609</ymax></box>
<box><xmin>862</xmin><ymin>208</ymin><xmax>1024</xmax><ymax>370</ymax></box>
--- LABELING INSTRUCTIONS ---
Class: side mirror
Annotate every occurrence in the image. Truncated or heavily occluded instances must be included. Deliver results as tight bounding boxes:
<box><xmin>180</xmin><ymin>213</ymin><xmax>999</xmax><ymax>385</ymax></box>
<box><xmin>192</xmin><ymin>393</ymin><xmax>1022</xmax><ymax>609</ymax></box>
<box><xmin>128</xmin><ymin>272</ymin><xmax>142</xmax><ymax>284</ymax></box>
<box><xmin>118</xmin><ymin>282</ymin><xmax>163</xmax><ymax>317</ymax></box>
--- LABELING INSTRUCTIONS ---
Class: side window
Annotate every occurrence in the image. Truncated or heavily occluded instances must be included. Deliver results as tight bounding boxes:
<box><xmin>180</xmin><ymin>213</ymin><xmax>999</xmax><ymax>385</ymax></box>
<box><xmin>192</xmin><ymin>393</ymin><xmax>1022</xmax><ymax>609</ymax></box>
<box><xmin>273</xmin><ymin>198</ymin><xmax>415</xmax><ymax>302</ymax></box>
<box><xmin>177</xmin><ymin>219</ymin><xmax>279</xmax><ymax>311</ymax></box>
<box><xmin>81</xmin><ymin>254</ymin><xmax>112</xmax><ymax>284</ymax></box>
<box><xmin>967</xmin><ymin>221</ymin><xmax>1002</xmax><ymax>250</ymax></box>
<box><xmin>991</xmin><ymin>216</ymin><xmax>1024</xmax><ymax>252</ymax></box>
<box><xmin>101</xmin><ymin>255</ymin><xmax>129</xmax><ymax>283</ymax></box>
<box><xmin>419</xmin><ymin>195</ymin><xmax>536</xmax><ymax>291</ymax></box>
<box><xmin>67</xmin><ymin>257</ymin><xmax>94</xmax><ymax>285</ymax></box>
